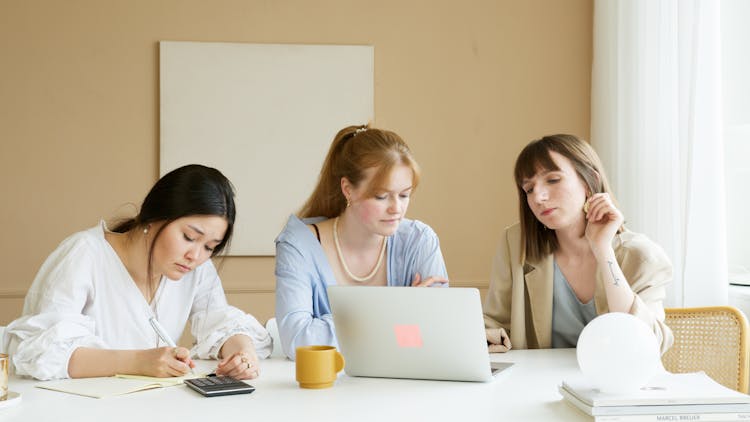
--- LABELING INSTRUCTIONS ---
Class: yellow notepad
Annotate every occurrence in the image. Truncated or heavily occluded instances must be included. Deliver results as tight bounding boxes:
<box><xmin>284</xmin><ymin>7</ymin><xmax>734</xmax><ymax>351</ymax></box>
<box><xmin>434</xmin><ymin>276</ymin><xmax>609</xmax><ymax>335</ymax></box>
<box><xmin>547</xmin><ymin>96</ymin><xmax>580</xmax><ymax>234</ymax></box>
<box><xmin>36</xmin><ymin>373</ymin><xmax>204</xmax><ymax>398</ymax></box>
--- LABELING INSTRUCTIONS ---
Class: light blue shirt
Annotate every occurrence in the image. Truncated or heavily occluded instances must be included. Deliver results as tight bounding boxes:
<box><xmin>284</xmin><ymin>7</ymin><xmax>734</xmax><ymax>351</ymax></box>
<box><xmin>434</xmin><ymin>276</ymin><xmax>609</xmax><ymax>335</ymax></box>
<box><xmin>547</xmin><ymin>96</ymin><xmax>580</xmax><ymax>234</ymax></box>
<box><xmin>274</xmin><ymin>214</ymin><xmax>449</xmax><ymax>360</ymax></box>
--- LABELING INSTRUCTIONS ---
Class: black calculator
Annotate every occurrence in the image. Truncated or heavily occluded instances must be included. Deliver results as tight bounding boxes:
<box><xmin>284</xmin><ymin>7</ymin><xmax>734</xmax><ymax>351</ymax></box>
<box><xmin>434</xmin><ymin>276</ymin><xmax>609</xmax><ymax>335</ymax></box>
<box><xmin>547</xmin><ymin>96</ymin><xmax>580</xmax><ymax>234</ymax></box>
<box><xmin>184</xmin><ymin>375</ymin><xmax>255</xmax><ymax>397</ymax></box>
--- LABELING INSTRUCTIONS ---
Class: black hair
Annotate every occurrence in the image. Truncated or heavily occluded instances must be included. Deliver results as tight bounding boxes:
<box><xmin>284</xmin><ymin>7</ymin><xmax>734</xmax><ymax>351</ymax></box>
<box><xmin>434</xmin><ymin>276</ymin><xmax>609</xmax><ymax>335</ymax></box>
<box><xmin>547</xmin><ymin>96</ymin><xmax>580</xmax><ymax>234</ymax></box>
<box><xmin>113</xmin><ymin>164</ymin><xmax>236</xmax><ymax>257</ymax></box>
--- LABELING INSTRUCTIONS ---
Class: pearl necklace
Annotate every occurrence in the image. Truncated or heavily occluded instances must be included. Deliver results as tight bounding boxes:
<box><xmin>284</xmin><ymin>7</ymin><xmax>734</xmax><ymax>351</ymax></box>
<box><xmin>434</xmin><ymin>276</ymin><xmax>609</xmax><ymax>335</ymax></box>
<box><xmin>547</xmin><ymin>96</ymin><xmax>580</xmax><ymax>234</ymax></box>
<box><xmin>333</xmin><ymin>217</ymin><xmax>387</xmax><ymax>283</ymax></box>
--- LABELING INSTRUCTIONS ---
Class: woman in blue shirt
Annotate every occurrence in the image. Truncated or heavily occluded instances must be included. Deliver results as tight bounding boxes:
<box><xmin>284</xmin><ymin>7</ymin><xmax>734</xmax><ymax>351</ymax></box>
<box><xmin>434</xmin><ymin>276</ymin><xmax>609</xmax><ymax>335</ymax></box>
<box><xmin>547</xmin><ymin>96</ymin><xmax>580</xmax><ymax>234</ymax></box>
<box><xmin>275</xmin><ymin>125</ymin><xmax>449</xmax><ymax>360</ymax></box>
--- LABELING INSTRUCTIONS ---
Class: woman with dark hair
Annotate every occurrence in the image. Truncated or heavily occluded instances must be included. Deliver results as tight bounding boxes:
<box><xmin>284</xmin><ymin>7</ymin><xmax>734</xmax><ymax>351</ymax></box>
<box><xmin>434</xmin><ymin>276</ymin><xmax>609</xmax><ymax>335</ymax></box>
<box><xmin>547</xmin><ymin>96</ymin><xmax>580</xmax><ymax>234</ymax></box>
<box><xmin>275</xmin><ymin>125</ymin><xmax>449</xmax><ymax>360</ymax></box>
<box><xmin>483</xmin><ymin>135</ymin><xmax>673</xmax><ymax>354</ymax></box>
<box><xmin>4</xmin><ymin>164</ymin><xmax>271</xmax><ymax>380</ymax></box>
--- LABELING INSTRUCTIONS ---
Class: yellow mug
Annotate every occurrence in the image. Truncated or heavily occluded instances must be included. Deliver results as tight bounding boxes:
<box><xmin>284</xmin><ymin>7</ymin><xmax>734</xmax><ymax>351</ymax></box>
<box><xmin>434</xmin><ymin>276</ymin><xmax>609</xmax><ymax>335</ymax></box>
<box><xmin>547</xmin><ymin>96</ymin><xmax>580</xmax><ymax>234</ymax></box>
<box><xmin>295</xmin><ymin>346</ymin><xmax>345</xmax><ymax>389</ymax></box>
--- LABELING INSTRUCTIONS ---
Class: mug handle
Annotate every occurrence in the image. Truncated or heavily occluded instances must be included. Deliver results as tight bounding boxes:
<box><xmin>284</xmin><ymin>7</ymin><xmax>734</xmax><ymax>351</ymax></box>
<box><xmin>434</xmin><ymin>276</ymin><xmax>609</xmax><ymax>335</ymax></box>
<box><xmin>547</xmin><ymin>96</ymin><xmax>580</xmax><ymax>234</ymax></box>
<box><xmin>335</xmin><ymin>351</ymin><xmax>345</xmax><ymax>373</ymax></box>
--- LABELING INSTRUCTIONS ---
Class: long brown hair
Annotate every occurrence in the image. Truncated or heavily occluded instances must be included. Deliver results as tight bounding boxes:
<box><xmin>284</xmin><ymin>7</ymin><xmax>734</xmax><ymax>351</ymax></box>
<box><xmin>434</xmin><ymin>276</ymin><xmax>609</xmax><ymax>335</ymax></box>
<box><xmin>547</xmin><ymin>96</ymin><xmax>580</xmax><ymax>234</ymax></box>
<box><xmin>299</xmin><ymin>125</ymin><xmax>421</xmax><ymax>218</ymax></box>
<box><xmin>513</xmin><ymin>134</ymin><xmax>619</xmax><ymax>263</ymax></box>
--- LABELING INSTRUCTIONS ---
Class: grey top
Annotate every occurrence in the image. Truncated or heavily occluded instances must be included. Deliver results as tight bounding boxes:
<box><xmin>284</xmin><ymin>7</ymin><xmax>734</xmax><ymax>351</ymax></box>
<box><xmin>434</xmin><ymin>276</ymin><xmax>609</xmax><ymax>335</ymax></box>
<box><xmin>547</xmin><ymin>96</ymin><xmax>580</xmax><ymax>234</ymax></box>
<box><xmin>551</xmin><ymin>261</ymin><xmax>597</xmax><ymax>348</ymax></box>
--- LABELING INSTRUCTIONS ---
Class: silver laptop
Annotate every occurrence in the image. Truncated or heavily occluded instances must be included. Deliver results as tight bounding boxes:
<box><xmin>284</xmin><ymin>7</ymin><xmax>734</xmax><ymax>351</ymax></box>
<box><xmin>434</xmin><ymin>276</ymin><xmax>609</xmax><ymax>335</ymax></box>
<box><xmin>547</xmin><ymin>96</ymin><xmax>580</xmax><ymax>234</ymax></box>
<box><xmin>327</xmin><ymin>286</ymin><xmax>512</xmax><ymax>382</ymax></box>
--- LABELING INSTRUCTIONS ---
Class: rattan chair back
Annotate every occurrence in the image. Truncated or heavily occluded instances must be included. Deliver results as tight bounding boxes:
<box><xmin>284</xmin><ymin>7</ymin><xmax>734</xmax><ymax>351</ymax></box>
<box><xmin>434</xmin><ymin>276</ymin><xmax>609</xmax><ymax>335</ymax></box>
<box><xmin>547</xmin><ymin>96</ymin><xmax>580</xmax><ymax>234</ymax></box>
<box><xmin>662</xmin><ymin>306</ymin><xmax>749</xmax><ymax>393</ymax></box>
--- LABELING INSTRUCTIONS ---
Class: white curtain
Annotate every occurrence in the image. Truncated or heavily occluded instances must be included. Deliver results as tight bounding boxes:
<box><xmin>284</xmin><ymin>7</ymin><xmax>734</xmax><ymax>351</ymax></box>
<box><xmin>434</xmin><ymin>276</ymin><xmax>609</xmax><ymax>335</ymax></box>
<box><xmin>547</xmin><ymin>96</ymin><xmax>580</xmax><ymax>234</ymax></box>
<box><xmin>591</xmin><ymin>0</ymin><xmax>726</xmax><ymax>307</ymax></box>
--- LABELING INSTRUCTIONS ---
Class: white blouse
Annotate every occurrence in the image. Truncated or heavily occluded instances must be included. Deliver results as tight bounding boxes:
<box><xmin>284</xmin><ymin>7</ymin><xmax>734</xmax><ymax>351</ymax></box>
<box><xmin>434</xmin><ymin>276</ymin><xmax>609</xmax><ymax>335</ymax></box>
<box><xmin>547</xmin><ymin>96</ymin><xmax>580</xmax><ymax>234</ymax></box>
<box><xmin>4</xmin><ymin>221</ymin><xmax>271</xmax><ymax>380</ymax></box>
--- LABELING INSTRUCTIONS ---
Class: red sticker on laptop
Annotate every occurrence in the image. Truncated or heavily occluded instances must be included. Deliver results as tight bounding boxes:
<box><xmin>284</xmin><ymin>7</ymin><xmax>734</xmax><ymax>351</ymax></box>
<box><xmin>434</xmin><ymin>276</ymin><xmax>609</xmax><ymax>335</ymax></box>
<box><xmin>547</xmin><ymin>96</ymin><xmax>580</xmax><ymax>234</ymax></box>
<box><xmin>393</xmin><ymin>324</ymin><xmax>423</xmax><ymax>348</ymax></box>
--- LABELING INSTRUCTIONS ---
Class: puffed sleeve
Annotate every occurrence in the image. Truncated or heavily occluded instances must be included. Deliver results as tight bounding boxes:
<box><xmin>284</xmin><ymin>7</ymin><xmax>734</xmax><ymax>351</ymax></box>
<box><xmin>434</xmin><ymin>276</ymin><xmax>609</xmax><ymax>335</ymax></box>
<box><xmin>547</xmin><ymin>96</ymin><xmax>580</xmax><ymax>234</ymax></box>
<box><xmin>5</xmin><ymin>236</ymin><xmax>106</xmax><ymax>380</ymax></box>
<box><xmin>275</xmin><ymin>240</ymin><xmax>337</xmax><ymax>360</ymax></box>
<box><xmin>483</xmin><ymin>228</ymin><xmax>514</xmax><ymax>332</ymax></box>
<box><xmin>189</xmin><ymin>261</ymin><xmax>271</xmax><ymax>359</ymax></box>
<box><xmin>618</xmin><ymin>233</ymin><xmax>674</xmax><ymax>354</ymax></box>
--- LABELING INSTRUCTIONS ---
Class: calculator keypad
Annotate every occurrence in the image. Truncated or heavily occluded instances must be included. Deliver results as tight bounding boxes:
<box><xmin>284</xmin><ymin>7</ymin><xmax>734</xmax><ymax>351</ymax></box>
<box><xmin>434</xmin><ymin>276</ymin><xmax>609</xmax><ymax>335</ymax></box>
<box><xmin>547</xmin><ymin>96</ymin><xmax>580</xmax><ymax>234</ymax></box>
<box><xmin>184</xmin><ymin>376</ymin><xmax>255</xmax><ymax>397</ymax></box>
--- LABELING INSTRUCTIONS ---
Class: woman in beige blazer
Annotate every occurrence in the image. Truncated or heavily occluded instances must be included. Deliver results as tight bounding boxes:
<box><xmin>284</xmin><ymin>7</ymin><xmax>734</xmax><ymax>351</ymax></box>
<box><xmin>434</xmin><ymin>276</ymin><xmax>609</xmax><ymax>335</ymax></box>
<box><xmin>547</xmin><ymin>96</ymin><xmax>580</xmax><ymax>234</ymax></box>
<box><xmin>483</xmin><ymin>135</ymin><xmax>673</xmax><ymax>354</ymax></box>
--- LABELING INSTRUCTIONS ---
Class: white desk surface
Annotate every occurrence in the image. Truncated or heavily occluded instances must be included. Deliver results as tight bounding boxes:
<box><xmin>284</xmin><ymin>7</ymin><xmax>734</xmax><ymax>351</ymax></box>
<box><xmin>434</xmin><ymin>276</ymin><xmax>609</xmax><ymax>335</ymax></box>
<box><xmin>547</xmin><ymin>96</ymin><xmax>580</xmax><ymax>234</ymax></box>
<box><xmin>0</xmin><ymin>348</ymin><xmax>587</xmax><ymax>422</ymax></box>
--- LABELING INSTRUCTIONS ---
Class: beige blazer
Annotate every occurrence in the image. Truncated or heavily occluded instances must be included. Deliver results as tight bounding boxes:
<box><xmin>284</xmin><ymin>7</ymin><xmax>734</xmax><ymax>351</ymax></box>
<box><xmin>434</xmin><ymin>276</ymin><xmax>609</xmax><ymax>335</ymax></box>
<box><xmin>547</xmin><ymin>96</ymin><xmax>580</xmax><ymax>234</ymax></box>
<box><xmin>483</xmin><ymin>223</ymin><xmax>674</xmax><ymax>354</ymax></box>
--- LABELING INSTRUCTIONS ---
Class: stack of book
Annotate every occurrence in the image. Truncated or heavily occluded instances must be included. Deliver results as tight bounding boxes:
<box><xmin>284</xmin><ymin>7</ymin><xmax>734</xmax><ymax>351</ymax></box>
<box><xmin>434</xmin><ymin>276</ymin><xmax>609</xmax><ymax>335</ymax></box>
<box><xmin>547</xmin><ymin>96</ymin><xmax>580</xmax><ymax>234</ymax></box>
<box><xmin>559</xmin><ymin>371</ymin><xmax>750</xmax><ymax>421</ymax></box>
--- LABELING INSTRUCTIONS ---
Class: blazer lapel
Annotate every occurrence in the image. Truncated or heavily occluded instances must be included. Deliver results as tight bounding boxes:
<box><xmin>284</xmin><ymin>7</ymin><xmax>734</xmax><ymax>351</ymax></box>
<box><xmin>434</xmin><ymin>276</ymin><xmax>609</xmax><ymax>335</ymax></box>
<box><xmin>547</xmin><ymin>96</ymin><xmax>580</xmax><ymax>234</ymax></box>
<box><xmin>524</xmin><ymin>254</ymin><xmax>554</xmax><ymax>348</ymax></box>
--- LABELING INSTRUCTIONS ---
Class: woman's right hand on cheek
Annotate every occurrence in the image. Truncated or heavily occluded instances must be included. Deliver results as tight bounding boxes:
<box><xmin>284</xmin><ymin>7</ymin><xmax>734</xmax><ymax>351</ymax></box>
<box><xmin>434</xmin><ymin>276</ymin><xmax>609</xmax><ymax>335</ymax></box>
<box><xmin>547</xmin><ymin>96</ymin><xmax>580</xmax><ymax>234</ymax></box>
<box><xmin>486</xmin><ymin>328</ymin><xmax>512</xmax><ymax>353</ymax></box>
<box><xmin>137</xmin><ymin>346</ymin><xmax>195</xmax><ymax>378</ymax></box>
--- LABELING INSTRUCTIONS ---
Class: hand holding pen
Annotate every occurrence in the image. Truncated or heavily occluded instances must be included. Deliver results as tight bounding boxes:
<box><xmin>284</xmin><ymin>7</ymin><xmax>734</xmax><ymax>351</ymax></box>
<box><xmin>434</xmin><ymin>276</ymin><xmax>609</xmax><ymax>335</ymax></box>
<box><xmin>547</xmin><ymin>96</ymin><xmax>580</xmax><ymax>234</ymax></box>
<box><xmin>148</xmin><ymin>317</ymin><xmax>195</xmax><ymax>376</ymax></box>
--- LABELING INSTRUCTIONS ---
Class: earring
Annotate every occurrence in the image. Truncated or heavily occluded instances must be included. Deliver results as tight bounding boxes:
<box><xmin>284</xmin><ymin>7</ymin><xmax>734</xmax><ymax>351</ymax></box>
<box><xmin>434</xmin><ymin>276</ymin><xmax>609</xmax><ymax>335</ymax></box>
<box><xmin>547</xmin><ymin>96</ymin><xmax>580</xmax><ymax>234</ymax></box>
<box><xmin>143</xmin><ymin>226</ymin><xmax>149</xmax><ymax>235</ymax></box>
<box><xmin>583</xmin><ymin>193</ymin><xmax>591</xmax><ymax>215</ymax></box>
<box><xmin>346</xmin><ymin>198</ymin><xmax>351</xmax><ymax>208</ymax></box>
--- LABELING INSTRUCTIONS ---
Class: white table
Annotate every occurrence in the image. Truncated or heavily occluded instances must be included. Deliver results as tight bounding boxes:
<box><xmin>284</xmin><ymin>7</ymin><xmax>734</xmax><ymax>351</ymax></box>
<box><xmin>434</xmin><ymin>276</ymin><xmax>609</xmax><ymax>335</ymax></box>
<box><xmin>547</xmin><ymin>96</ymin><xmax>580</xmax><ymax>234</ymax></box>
<box><xmin>0</xmin><ymin>349</ymin><xmax>587</xmax><ymax>422</ymax></box>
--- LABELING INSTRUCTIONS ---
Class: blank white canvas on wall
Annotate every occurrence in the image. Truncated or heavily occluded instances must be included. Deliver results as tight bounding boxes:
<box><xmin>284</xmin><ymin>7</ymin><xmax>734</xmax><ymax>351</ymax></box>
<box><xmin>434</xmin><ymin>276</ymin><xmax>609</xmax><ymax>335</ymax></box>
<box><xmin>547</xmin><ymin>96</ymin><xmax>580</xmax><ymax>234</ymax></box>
<box><xmin>160</xmin><ymin>41</ymin><xmax>374</xmax><ymax>255</ymax></box>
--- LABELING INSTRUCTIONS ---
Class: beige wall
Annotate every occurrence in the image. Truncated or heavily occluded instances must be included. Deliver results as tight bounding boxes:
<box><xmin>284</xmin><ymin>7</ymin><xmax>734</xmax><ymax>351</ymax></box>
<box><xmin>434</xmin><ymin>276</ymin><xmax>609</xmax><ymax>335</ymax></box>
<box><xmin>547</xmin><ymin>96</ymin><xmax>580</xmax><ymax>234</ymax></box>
<box><xmin>0</xmin><ymin>0</ymin><xmax>592</xmax><ymax>326</ymax></box>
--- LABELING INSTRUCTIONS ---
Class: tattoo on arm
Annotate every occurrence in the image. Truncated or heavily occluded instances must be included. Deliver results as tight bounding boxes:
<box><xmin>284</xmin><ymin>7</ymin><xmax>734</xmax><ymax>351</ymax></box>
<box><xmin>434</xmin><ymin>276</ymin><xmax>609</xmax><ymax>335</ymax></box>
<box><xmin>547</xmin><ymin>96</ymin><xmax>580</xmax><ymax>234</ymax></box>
<box><xmin>607</xmin><ymin>260</ymin><xmax>620</xmax><ymax>286</ymax></box>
